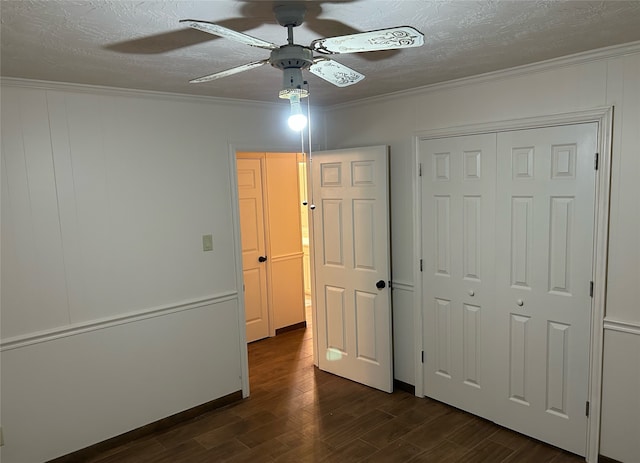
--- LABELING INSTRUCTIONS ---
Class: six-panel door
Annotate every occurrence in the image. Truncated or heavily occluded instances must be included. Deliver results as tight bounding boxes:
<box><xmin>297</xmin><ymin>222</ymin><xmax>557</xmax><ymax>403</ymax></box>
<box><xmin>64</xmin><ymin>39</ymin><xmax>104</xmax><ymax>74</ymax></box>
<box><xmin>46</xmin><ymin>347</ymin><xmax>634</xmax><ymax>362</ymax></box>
<box><xmin>312</xmin><ymin>145</ymin><xmax>393</xmax><ymax>393</ymax></box>
<box><xmin>420</xmin><ymin>123</ymin><xmax>597</xmax><ymax>455</ymax></box>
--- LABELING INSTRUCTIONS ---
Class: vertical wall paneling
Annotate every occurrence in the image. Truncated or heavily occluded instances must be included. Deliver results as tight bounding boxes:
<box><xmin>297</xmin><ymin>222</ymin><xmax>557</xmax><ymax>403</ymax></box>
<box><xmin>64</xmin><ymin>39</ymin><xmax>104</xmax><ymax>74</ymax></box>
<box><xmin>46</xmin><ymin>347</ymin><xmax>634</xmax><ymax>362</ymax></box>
<box><xmin>1</xmin><ymin>88</ymin><xmax>69</xmax><ymax>337</ymax></box>
<box><xmin>599</xmin><ymin>53</ymin><xmax>640</xmax><ymax>463</ymax></box>
<box><xmin>2</xmin><ymin>82</ymin><xmax>316</xmax><ymax>462</ymax></box>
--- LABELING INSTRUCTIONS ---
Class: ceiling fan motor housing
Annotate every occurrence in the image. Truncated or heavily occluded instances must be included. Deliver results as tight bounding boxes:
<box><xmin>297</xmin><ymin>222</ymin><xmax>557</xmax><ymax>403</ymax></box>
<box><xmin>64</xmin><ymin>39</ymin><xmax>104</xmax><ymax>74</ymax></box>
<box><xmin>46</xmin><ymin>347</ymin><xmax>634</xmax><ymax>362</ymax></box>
<box><xmin>270</xmin><ymin>45</ymin><xmax>313</xmax><ymax>71</ymax></box>
<box><xmin>271</xmin><ymin>46</ymin><xmax>313</xmax><ymax>99</ymax></box>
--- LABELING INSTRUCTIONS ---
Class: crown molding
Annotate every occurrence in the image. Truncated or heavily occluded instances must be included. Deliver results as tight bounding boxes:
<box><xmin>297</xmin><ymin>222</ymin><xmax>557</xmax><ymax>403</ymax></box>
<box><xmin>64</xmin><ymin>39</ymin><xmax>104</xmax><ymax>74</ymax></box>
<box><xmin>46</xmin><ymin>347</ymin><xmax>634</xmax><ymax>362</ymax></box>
<box><xmin>327</xmin><ymin>40</ymin><xmax>640</xmax><ymax>111</ymax></box>
<box><xmin>0</xmin><ymin>77</ymin><xmax>287</xmax><ymax>109</ymax></box>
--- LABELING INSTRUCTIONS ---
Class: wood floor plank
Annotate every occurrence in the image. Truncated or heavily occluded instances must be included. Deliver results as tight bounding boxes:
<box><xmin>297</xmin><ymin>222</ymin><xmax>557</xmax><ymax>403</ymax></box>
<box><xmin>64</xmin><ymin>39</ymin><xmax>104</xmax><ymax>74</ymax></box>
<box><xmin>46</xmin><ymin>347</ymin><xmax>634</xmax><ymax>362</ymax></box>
<box><xmin>235</xmin><ymin>416</ymin><xmax>303</xmax><ymax>448</ymax></box>
<box><xmin>320</xmin><ymin>439</ymin><xmax>379</xmax><ymax>462</ymax></box>
<box><xmin>76</xmin><ymin>322</ymin><xmax>586</xmax><ymax>463</ymax></box>
<box><xmin>456</xmin><ymin>440</ymin><xmax>514</xmax><ymax>463</ymax></box>
<box><xmin>90</xmin><ymin>437</ymin><xmax>167</xmax><ymax>463</ymax></box>
<box><xmin>359</xmin><ymin>417</ymin><xmax>414</xmax><ymax>449</ymax></box>
<box><xmin>362</xmin><ymin>439</ymin><xmax>426</xmax><ymax>463</ymax></box>
<box><xmin>322</xmin><ymin>409</ymin><xmax>395</xmax><ymax>449</ymax></box>
<box><xmin>406</xmin><ymin>440</ymin><xmax>470</xmax><ymax>462</ymax></box>
<box><xmin>446</xmin><ymin>416</ymin><xmax>499</xmax><ymax>450</ymax></box>
<box><xmin>401</xmin><ymin>408</ymin><xmax>474</xmax><ymax>450</ymax></box>
<box><xmin>395</xmin><ymin>396</ymin><xmax>451</xmax><ymax>426</ymax></box>
<box><xmin>500</xmin><ymin>440</ymin><xmax>562</xmax><ymax>463</ymax></box>
<box><xmin>272</xmin><ymin>438</ymin><xmax>336</xmax><ymax>462</ymax></box>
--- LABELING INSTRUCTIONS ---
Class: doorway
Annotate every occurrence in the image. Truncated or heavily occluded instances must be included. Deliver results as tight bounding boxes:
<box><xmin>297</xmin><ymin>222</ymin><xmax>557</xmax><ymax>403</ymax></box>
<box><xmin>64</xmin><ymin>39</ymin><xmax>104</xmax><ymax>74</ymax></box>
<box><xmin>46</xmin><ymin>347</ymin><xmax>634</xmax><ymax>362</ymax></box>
<box><xmin>234</xmin><ymin>145</ymin><xmax>395</xmax><ymax>394</ymax></box>
<box><xmin>236</xmin><ymin>152</ymin><xmax>312</xmax><ymax>343</ymax></box>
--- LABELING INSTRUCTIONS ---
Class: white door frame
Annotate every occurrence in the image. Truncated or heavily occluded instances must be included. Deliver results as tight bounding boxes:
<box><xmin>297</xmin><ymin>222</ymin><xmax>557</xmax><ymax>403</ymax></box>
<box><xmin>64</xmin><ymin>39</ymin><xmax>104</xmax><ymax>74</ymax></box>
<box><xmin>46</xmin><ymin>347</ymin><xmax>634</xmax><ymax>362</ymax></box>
<box><xmin>412</xmin><ymin>107</ymin><xmax>613</xmax><ymax>463</ymax></box>
<box><xmin>228</xmin><ymin>142</ymin><xmax>316</xmax><ymax>398</ymax></box>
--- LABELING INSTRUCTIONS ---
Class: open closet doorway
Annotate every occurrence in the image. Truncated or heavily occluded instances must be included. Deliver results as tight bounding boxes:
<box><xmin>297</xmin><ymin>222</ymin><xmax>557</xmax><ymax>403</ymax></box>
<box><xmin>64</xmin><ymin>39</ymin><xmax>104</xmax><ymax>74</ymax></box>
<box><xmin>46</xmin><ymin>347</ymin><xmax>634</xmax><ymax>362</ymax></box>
<box><xmin>236</xmin><ymin>151</ymin><xmax>313</xmax><ymax>345</ymax></box>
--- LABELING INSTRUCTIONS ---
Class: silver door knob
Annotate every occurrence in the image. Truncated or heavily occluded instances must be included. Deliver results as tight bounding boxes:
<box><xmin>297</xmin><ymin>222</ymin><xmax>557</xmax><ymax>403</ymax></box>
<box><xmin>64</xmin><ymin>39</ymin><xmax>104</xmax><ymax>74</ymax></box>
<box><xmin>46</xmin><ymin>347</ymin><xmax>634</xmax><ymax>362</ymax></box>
<box><xmin>516</xmin><ymin>299</ymin><xmax>524</xmax><ymax>307</ymax></box>
<box><xmin>468</xmin><ymin>290</ymin><xmax>475</xmax><ymax>297</ymax></box>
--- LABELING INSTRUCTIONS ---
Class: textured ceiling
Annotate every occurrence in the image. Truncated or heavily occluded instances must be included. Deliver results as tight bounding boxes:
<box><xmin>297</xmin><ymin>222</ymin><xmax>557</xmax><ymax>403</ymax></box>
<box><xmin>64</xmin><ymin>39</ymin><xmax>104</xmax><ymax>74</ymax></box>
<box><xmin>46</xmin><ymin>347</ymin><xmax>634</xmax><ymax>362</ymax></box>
<box><xmin>2</xmin><ymin>0</ymin><xmax>640</xmax><ymax>106</ymax></box>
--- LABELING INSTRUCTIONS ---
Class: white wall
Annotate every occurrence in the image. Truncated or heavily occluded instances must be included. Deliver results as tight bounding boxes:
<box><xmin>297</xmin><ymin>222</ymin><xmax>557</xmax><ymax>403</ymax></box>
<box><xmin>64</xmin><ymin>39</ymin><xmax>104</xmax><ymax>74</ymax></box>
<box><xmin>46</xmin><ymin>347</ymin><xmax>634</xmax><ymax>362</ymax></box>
<box><xmin>324</xmin><ymin>45</ymin><xmax>640</xmax><ymax>462</ymax></box>
<box><xmin>0</xmin><ymin>82</ymin><xmax>324</xmax><ymax>462</ymax></box>
<box><xmin>2</xmin><ymin>43</ymin><xmax>638</xmax><ymax>462</ymax></box>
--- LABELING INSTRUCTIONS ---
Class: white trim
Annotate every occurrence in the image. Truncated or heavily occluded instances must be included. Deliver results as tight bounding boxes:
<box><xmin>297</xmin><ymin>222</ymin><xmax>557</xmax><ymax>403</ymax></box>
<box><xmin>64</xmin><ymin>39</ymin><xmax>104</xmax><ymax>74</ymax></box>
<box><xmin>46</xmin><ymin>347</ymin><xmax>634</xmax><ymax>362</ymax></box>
<box><xmin>585</xmin><ymin>106</ymin><xmax>614</xmax><ymax>463</ymax></box>
<box><xmin>328</xmin><ymin>41</ymin><xmax>640</xmax><ymax>111</ymax></box>
<box><xmin>5</xmin><ymin>41</ymin><xmax>639</xmax><ymax>112</ymax></box>
<box><xmin>413</xmin><ymin>133</ymin><xmax>425</xmax><ymax>398</ymax></box>
<box><xmin>412</xmin><ymin>107</ymin><xmax>613</xmax><ymax>463</ymax></box>
<box><xmin>306</xmin><ymin>155</ymin><xmax>319</xmax><ymax>367</ymax></box>
<box><xmin>271</xmin><ymin>252</ymin><xmax>305</xmax><ymax>263</ymax></box>
<box><xmin>0</xmin><ymin>291</ymin><xmax>238</xmax><ymax>351</ymax></box>
<box><xmin>415</xmin><ymin>107</ymin><xmax>614</xmax><ymax>140</ymax></box>
<box><xmin>230</xmin><ymin>144</ymin><xmax>313</xmax><ymax>395</ymax></box>
<box><xmin>391</xmin><ymin>280</ymin><xmax>414</xmax><ymax>292</ymax></box>
<box><xmin>0</xmin><ymin>77</ymin><xmax>283</xmax><ymax>109</ymax></box>
<box><xmin>228</xmin><ymin>144</ymin><xmax>250</xmax><ymax>398</ymax></box>
<box><xmin>603</xmin><ymin>318</ymin><xmax>640</xmax><ymax>336</ymax></box>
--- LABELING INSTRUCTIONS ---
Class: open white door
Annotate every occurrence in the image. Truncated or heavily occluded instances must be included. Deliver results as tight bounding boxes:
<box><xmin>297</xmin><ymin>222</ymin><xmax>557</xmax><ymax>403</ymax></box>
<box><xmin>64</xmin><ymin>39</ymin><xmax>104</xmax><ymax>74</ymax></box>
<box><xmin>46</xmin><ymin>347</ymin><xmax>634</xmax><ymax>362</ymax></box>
<box><xmin>311</xmin><ymin>145</ymin><xmax>393</xmax><ymax>392</ymax></box>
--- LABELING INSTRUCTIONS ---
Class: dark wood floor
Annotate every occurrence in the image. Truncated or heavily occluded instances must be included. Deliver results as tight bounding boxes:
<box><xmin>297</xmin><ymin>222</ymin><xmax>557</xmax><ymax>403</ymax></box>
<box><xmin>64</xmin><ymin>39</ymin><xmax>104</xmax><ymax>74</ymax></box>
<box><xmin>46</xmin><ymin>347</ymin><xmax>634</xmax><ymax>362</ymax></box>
<box><xmin>86</xmin><ymin>313</ymin><xmax>585</xmax><ymax>462</ymax></box>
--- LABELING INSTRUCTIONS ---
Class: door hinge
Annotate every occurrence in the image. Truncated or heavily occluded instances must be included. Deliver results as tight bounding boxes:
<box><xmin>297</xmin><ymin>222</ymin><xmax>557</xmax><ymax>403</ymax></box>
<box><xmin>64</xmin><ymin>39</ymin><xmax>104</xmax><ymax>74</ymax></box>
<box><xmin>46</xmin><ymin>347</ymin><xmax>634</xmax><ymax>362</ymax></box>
<box><xmin>418</xmin><ymin>163</ymin><xmax>422</xmax><ymax>177</ymax></box>
<box><xmin>594</xmin><ymin>153</ymin><xmax>599</xmax><ymax>170</ymax></box>
<box><xmin>585</xmin><ymin>401</ymin><xmax>590</xmax><ymax>417</ymax></box>
<box><xmin>420</xmin><ymin>259</ymin><xmax>423</xmax><ymax>272</ymax></box>
<box><xmin>421</xmin><ymin>351</ymin><xmax>424</xmax><ymax>363</ymax></box>
<box><xmin>590</xmin><ymin>281</ymin><xmax>594</xmax><ymax>298</ymax></box>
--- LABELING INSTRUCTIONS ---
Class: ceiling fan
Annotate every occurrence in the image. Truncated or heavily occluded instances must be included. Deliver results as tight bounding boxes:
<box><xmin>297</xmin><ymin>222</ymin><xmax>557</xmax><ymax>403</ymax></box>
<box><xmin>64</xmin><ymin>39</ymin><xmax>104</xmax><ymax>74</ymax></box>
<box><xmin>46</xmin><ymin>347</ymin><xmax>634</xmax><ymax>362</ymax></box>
<box><xmin>180</xmin><ymin>3</ymin><xmax>424</xmax><ymax>127</ymax></box>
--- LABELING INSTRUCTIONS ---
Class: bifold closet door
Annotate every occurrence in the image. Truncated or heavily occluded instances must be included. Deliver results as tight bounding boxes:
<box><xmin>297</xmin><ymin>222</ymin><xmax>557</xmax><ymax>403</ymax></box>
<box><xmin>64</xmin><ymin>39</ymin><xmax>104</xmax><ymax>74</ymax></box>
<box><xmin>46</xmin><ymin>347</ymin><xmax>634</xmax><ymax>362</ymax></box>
<box><xmin>420</xmin><ymin>122</ymin><xmax>597</xmax><ymax>456</ymax></box>
<box><xmin>420</xmin><ymin>133</ymin><xmax>497</xmax><ymax>418</ymax></box>
<box><xmin>493</xmin><ymin>123</ymin><xmax>597</xmax><ymax>455</ymax></box>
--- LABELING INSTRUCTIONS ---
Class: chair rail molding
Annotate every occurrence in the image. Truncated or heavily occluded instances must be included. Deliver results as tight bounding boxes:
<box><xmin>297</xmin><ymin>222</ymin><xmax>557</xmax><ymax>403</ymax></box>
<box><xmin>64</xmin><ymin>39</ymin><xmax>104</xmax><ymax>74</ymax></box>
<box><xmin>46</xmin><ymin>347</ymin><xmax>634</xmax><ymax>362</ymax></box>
<box><xmin>1</xmin><ymin>291</ymin><xmax>238</xmax><ymax>351</ymax></box>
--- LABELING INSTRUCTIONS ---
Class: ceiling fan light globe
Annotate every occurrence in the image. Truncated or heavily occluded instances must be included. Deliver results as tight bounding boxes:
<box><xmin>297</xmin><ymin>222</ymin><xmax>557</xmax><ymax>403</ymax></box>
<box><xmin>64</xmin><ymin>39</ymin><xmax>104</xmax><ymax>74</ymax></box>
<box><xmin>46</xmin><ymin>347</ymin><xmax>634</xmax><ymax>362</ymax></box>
<box><xmin>288</xmin><ymin>113</ymin><xmax>307</xmax><ymax>131</ymax></box>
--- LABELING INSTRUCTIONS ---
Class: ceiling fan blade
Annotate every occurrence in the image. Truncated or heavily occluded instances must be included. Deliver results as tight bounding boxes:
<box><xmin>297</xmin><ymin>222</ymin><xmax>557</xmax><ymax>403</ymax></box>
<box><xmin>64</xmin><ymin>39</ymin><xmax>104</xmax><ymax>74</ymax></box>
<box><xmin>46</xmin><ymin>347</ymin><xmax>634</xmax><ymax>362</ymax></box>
<box><xmin>179</xmin><ymin>19</ymin><xmax>279</xmax><ymax>50</ymax></box>
<box><xmin>309</xmin><ymin>58</ymin><xmax>364</xmax><ymax>87</ymax></box>
<box><xmin>311</xmin><ymin>26</ymin><xmax>424</xmax><ymax>54</ymax></box>
<box><xmin>190</xmin><ymin>59</ymin><xmax>270</xmax><ymax>83</ymax></box>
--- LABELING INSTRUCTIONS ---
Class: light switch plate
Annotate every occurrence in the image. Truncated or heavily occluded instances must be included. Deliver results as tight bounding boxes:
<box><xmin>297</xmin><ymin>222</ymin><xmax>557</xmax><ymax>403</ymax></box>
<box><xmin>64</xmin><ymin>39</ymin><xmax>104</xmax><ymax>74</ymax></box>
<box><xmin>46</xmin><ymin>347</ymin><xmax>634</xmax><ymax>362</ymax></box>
<box><xmin>202</xmin><ymin>234</ymin><xmax>213</xmax><ymax>252</ymax></box>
